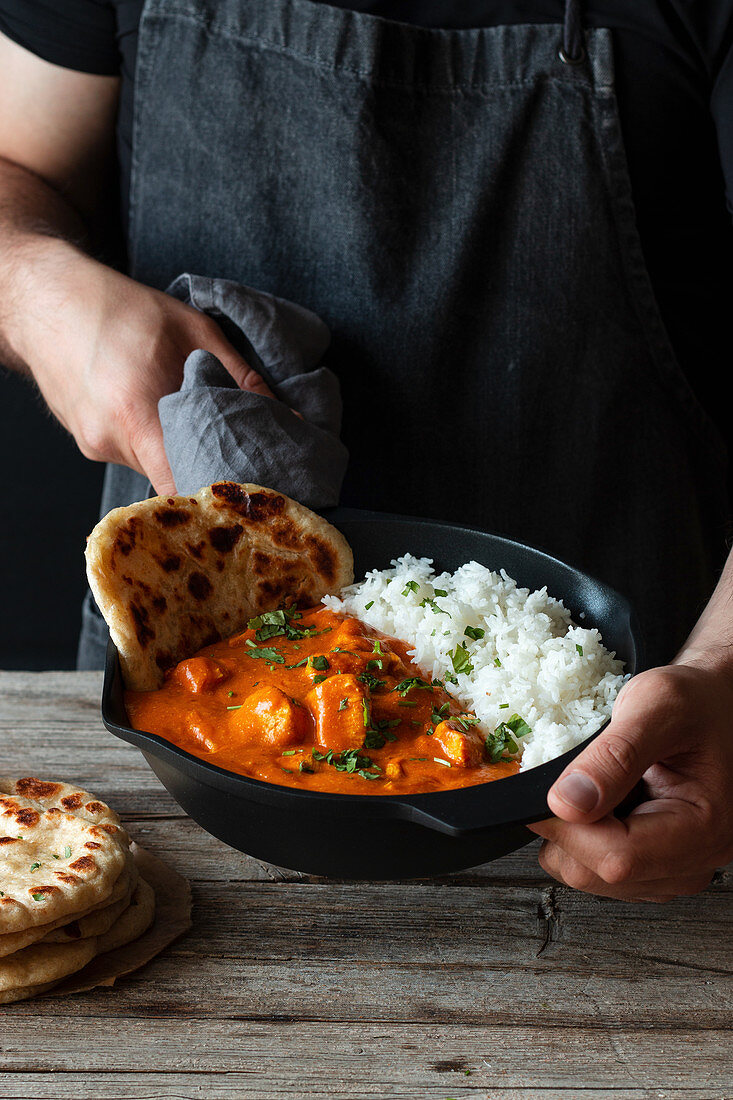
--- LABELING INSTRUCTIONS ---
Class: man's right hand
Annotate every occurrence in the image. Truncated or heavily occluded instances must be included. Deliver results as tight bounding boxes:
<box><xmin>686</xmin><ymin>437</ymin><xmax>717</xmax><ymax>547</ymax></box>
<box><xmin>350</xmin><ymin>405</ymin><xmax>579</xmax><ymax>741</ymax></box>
<box><xmin>16</xmin><ymin>244</ymin><xmax>273</xmax><ymax>496</ymax></box>
<box><xmin>0</xmin><ymin>34</ymin><xmax>273</xmax><ymax>496</ymax></box>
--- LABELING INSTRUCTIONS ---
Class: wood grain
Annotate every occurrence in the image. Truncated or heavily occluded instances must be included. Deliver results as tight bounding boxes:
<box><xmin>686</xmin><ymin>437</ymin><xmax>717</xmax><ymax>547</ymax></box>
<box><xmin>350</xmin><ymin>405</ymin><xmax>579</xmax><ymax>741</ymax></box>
<box><xmin>0</xmin><ymin>671</ymin><xmax>731</xmax><ymax>1099</ymax></box>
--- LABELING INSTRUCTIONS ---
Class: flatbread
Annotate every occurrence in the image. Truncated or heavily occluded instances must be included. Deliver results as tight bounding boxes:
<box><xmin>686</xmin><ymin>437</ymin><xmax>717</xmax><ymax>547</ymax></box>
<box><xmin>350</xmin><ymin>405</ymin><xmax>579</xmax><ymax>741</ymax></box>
<box><xmin>0</xmin><ymin>878</ymin><xmax>155</xmax><ymax>1003</ymax></box>
<box><xmin>93</xmin><ymin>876</ymin><xmax>155</xmax><ymax>953</ymax></box>
<box><xmin>85</xmin><ymin>481</ymin><xmax>354</xmax><ymax>690</ymax></box>
<box><xmin>40</xmin><ymin>888</ymin><xmax>131</xmax><ymax>944</ymax></box>
<box><xmin>0</xmin><ymin>777</ymin><xmax>126</xmax><ymax>839</ymax></box>
<box><xmin>0</xmin><ymin>779</ymin><xmax>129</xmax><ymax>935</ymax></box>
<box><xmin>0</xmin><ymin>938</ymin><xmax>98</xmax><ymax>1001</ymax></box>
<box><xmin>0</xmin><ymin>848</ymin><xmax>136</xmax><ymax>957</ymax></box>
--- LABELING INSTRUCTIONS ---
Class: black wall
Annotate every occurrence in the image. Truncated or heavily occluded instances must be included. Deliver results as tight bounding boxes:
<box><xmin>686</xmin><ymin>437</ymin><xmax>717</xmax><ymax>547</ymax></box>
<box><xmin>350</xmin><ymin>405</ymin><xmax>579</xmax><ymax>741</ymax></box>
<box><xmin>0</xmin><ymin>370</ymin><xmax>104</xmax><ymax>669</ymax></box>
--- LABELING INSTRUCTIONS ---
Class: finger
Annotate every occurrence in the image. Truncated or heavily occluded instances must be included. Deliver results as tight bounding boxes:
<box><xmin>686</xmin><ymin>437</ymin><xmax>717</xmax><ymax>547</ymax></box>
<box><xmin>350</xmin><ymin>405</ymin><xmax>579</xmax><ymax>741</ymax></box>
<box><xmin>203</xmin><ymin>332</ymin><xmax>275</xmax><ymax>399</ymax></box>
<box><xmin>129</xmin><ymin>416</ymin><xmax>177</xmax><ymax>497</ymax></box>
<box><xmin>546</xmin><ymin>669</ymin><xmax>687</xmax><ymax>823</ymax></box>
<box><xmin>538</xmin><ymin>841</ymin><xmax>713</xmax><ymax>901</ymax></box>
<box><xmin>530</xmin><ymin>797</ymin><xmax>710</xmax><ymax>883</ymax></box>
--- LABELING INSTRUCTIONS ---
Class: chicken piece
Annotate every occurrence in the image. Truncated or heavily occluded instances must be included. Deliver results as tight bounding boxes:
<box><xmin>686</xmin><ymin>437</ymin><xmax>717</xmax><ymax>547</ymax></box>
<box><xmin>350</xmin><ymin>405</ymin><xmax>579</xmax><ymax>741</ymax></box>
<box><xmin>384</xmin><ymin>759</ymin><xmax>403</xmax><ymax>781</ymax></box>
<box><xmin>433</xmin><ymin>719</ymin><xmax>485</xmax><ymax>768</ymax></box>
<box><xmin>186</xmin><ymin>710</ymin><xmax>219</xmax><ymax>754</ymax></box>
<box><xmin>230</xmin><ymin>685</ymin><xmax>309</xmax><ymax>749</ymax></box>
<box><xmin>174</xmin><ymin>656</ymin><xmax>228</xmax><ymax>694</ymax></box>
<box><xmin>329</xmin><ymin>621</ymin><xmax>404</xmax><ymax>675</ymax></box>
<box><xmin>306</xmin><ymin>672</ymin><xmax>369</xmax><ymax>753</ymax></box>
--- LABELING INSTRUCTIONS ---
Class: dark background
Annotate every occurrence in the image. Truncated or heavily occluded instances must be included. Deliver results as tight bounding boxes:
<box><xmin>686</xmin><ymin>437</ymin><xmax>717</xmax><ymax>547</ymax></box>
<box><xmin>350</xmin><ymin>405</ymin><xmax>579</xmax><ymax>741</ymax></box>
<box><xmin>0</xmin><ymin>369</ymin><xmax>104</xmax><ymax>669</ymax></box>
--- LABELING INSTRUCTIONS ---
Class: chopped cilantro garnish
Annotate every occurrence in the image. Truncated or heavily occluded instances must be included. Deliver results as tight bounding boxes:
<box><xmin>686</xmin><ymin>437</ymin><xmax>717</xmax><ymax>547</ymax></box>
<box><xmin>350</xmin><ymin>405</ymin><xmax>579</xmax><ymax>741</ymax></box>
<box><xmin>434</xmin><ymin>588</ymin><xmax>448</xmax><ymax>597</ymax></box>
<box><xmin>499</xmin><ymin>703</ymin><xmax>509</xmax><ymax>709</ymax></box>
<box><xmin>30</xmin><ymin>862</ymin><xmax>40</xmax><ymax>872</ymax></box>
<box><xmin>401</xmin><ymin>580</ymin><xmax>420</xmax><ymax>596</ymax></box>
<box><xmin>494</xmin><ymin>656</ymin><xmax>502</xmax><ymax>668</ymax></box>
<box><xmin>358</xmin><ymin>671</ymin><xmax>386</xmax><ymax>692</ymax></box>
<box><xmin>464</xmin><ymin>625</ymin><xmax>485</xmax><ymax>641</ymax></box>
<box><xmin>365</xmin><ymin>600</ymin><xmax>374</xmax><ymax>610</ymax></box>
<box><xmin>576</xmin><ymin>643</ymin><xmax>584</xmax><ymax>656</ymax></box>
<box><xmin>285</xmin><ymin>657</ymin><xmax>309</xmax><ymax>669</ymax></box>
<box><xmin>433</xmin><ymin>758</ymin><xmax>451</xmax><ymax>767</ymax></box>
<box><xmin>281</xmin><ymin>750</ymin><xmax>297</xmax><ymax>756</ymax></box>
<box><xmin>366</xmin><ymin>658</ymin><xmax>383</xmax><ymax>671</ymax></box>
<box><xmin>312</xmin><ymin>748</ymin><xmax>381</xmax><ymax>780</ymax></box>
<box><xmin>226</xmin><ymin>704</ymin><xmax>243</xmax><ymax>710</ymax></box>
<box><xmin>431</xmin><ymin>703</ymin><xmax>451</xmax><ymax>725</ymax></box>
<box><xmin>31</xmin><ymin>892</ymin><xmax>47</xmax><ymax>901</ymax></box>
<box><xmin>453</xmin><ymin>715</ymin><xmax>480</xmax><ymax>731</ymax></box>
<box><xmin>361</xmin><ymin>698</ymin><xmax>370</xmax><ymax>728</ymax></box>
<box><xmin>244</xmin><ymin>640</ymin><xmax>285</xmax><ymax>663</ymax></box>
<box><xmin>393</xmin><ymin>677</ymin><xmax>432</xmax><ymax>697</ymax></box>
<box><xmin>449</xmin><ymin>643</ymin><xmax>474</xmax><ymax>677</ymax></box>
<box><xmin>485</xmin><ymin>713</ymin><xmax>529</xmax><ymax>762</ymax></box>
<box><xmin>420</xmin><ymin>596</ymin><xmax>449</xmax><ymax>615</ymax></box>
<box><xmin>309</xmin><ymin>655</ymin><xmax>330</xmax><ymax>671</ymax></box>
<box><xmin>299</xmin><ymin>761</ymin><xmax>315</xmax><ymax>774</ymax></box>
<box><xmin>247</xmin><ymin>606</ymin><xmax>309</xmax><ymax>642</ymax></box>
<box><xmin>398</xmin><ymin>700</ymin><xmax>418</xmax><ymax>708</ymax></box>
<box><xmin>312</xmin><ymin>674</ymin><xmax>327</xmax><ymax>685</ymax></box>
<box><xmin>338</xmin><ymin>698</ymin><xmax>349</xmax><ymax>711</ymax></box>
<box><xmin>64</xmin><ymin>846</ymin><xmax>71</xmax><ymax>859</ymax></box>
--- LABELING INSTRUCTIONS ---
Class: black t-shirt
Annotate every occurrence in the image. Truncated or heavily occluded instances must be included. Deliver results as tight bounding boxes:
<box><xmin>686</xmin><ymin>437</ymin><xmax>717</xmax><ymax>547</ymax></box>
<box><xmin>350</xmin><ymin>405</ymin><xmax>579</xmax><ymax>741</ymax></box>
<box><xmin>2</xmin><ymin>0</ymin><xmax>733</xmax><ymax>451</ymax></box>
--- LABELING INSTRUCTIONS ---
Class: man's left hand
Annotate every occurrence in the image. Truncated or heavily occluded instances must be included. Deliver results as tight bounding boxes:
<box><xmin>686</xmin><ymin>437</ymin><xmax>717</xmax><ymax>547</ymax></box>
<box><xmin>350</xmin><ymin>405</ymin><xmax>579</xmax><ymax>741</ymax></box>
<box><xmin>528</xmin><ymin>662</ymin><xmax>733</xmax><ymax>902</ymax></box>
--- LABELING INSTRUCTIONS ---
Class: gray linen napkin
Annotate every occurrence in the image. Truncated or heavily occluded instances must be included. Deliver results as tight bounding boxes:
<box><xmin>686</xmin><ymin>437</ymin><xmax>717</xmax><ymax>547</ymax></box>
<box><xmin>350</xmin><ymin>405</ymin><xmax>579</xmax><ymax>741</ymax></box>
<box><xmin>159</xmin><ymin>273</ymin><xmax>348</xmax><ymax>506</ymax></box>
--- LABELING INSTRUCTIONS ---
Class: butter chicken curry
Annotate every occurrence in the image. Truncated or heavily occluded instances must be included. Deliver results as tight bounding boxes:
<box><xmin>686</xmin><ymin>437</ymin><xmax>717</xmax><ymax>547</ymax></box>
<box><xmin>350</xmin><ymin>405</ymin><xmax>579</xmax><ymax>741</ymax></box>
<box><xmin>126</xmin><ymin>605</ymin><xmax>520</xmax><ymax>794</ymax></box>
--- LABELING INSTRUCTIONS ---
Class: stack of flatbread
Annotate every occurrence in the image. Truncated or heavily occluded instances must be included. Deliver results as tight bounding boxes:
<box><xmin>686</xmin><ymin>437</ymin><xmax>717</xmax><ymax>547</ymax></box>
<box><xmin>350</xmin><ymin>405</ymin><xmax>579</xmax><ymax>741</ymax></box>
<box><xmin>0</xmin><ymin>777</ymin><xmax>155</xmax><ymax>1004</ymax></box>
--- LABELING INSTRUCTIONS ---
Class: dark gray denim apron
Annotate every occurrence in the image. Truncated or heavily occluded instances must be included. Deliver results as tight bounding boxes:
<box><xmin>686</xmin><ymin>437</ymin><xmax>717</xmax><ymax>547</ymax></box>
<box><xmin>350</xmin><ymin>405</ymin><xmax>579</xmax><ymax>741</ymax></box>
<box><xmin>79</xmin><ymin>0</ymin><xmax>730</xmax><ymax>671</ymax></box>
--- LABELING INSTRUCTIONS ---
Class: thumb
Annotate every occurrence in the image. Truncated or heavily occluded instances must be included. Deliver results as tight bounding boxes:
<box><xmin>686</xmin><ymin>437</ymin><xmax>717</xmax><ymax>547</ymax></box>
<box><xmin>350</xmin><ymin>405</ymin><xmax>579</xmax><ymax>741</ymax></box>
<box><xmin>547</xmin><ymin>670</ymin><xmax>680</xmax><ymax>824</ymax></box>
<box><xmin>129</xmin><ymin>415</ymin><xmax>177</xmax><ymax>498</ymax></box>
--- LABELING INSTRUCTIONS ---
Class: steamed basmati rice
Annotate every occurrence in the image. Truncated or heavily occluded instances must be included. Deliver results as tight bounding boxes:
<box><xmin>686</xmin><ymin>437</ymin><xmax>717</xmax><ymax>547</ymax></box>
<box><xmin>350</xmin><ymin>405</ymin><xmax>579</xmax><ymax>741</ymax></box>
<box><xmin>323</xmin><ymin>555</ymin><xmax>627</xmax><ymax>770</ymax></box>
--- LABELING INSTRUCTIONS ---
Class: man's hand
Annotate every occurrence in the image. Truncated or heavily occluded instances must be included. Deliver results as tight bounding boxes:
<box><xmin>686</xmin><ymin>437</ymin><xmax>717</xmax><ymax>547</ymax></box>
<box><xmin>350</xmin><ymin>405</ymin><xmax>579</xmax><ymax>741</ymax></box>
<box><xmin>0</xmin><ymin>38</ymin><xmax>273</xmax><ymax>496</ymax></box>
<box><xmin>528</xmin><ymin>661</ymin><xmax>733</xmax><ymax>901</ymax></box>
<box><xmin>9</xmin><ymin>243</ymin><xmax>273</xmax><ymax>496</ymax></box>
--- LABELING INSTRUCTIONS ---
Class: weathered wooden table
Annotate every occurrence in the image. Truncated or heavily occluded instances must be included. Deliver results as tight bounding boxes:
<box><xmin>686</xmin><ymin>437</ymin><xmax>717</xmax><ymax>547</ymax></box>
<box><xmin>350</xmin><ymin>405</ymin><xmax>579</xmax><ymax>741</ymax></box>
<box><xmin>1</xmin><ymin>671</ymin><xmax>731</xmax><ymax>1099</ymax></box>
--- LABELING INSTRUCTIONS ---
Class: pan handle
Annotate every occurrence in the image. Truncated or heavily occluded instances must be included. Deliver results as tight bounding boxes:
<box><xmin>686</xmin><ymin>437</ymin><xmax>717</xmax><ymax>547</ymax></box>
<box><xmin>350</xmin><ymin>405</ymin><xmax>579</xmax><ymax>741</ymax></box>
<box><xmin>398</xmin><ymin>728</ymin><xmax>606</xmax><ymax>837</ymax></box>
<box><xmin>401</xmin><ymin>736</ymin><xmax>648</xmax><ymax>838</ymax></box>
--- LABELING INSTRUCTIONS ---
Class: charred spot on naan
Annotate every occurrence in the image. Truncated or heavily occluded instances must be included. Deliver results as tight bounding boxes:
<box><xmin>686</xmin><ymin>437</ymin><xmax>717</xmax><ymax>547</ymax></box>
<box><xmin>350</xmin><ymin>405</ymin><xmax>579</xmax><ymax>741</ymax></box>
<box><xmin>15</xmin><ymin>779</ymin><xmax>61</xmax><ymax>801</ymax></box>
<box><xmin>210</xmin><ymin>481</ymin><xmax>285</xmax><ymax>520</ymax></box>
<box><xmin>25</xmin><ymin>885</ymin><xmax>60</xmax><ymax>899</ymax></box>
<box><xmin>209</xmin><ymin>524</ymin><xmax>244</xmax><ymax>553</ymax></box>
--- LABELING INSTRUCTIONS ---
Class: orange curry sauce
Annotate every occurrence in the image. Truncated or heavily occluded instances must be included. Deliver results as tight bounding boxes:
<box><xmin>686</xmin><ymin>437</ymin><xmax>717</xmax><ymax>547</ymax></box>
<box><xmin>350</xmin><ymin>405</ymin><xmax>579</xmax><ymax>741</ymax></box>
<box><xmin>125</xmin><ymin>606</ymin><xmax>519</xmax><ymax>794</ymax></box>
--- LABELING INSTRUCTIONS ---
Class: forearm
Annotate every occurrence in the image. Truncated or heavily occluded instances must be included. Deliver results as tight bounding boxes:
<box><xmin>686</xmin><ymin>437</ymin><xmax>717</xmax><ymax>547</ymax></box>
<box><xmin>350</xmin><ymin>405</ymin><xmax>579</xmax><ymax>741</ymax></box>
<box><xmin>674</xmin><ymin>543</ymin><xmax>733</xmax><ymax>672</ymax></box>
<box><xmin>0</xmin><ymin>155</ymin><xmax>92</xmax><ymax>375</ymax></box>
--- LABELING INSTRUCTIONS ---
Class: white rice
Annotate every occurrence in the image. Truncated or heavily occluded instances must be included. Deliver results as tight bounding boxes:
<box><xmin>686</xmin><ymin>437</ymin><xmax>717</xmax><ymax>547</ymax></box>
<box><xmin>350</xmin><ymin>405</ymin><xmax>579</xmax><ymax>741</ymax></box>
<box><xmin>323</xmin><ymin>554</ymin><xmax>627</xmax><ymax>770</ymax></box>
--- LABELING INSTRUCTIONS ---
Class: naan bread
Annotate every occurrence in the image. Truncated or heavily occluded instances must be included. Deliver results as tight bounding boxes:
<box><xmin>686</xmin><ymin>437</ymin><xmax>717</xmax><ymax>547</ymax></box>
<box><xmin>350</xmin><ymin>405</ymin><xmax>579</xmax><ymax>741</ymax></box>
<box><xmin>0</xmin><ymin>778</ymin><xmax>129</xmax><ymax>935</ymax></box>
<box><xmin>40</xmin><ymin>887</ymin><xmax>131</xmax><ymax>944</ymax></box>
<box><xmin>93</xmin><ymin>876</ymin><xmax>155</xmax><ymax>953</ymax></box>
<box><xmin>0</xmin><ymin>778</ymin><xmax>127</xmax><ymax>841</ymax></box>
<box><xmin>0</xmin><ymin>937</ymin><xmax>99</xmax><ymax>1000</ymax></box>
<box><xmin>0</xmin><ymin>878</ymin><xmax>155</xmax><ymax>1003</ymax></box>
<box><xmin>0</xmin><ymin>848</ymin><xmax>136</xmax><ymax>957</ymax></box>
<box><xmin>85</xmin><ymin>481</ymin><xmax>354</xmax><ymax>690</ymax></box>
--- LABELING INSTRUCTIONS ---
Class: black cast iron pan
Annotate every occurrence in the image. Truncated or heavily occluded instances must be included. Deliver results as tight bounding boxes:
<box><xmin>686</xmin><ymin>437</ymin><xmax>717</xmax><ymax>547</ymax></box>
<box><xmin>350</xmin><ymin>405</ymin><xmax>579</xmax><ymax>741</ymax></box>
<box><xmin>102</xmin><ymin>508</ymin><xmax>641</xmax><ymax>879</ymax></box>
